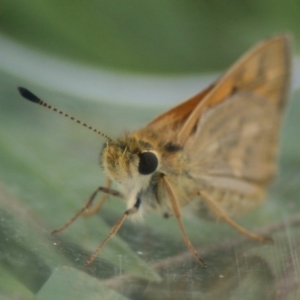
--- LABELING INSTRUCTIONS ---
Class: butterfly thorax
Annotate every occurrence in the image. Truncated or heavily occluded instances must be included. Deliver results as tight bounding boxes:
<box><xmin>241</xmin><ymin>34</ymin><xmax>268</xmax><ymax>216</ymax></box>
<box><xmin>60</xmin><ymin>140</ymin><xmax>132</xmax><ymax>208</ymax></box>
<box><xmin>101</xmin><ymin>130</ymin><xmax>193</xmax><ymax>216</ymax></box>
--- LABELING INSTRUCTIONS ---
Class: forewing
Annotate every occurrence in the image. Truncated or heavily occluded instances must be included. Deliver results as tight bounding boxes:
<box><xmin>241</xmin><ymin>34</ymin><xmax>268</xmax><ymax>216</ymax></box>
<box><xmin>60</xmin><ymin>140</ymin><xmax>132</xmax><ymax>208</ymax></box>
<box><xmin>145</xmin><ymin>83</ymin><xmax>216</xmax><ymax>133</ymax></box>
<box><xmin>187</xmin><ymin>92</ymin><xmax>283</xmax><ymax>184</ymax></box>
<box><xmin>179</xmin><ymin>35</ymin><xmax>291</xmax><ymax>146</ymax></box>
<box><xmin>184</xmin><ymin>35</ymin><xmax>291</xmax><ymax>215</ymax></box>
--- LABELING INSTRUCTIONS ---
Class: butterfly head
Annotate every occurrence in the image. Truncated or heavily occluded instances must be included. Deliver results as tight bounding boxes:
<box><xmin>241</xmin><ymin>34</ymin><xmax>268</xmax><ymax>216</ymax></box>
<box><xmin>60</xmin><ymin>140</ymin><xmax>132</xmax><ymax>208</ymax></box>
<box><xmin>102</xmin><ymin>136</ymin><xmax>160</xmax><ymax>205</ymax></box>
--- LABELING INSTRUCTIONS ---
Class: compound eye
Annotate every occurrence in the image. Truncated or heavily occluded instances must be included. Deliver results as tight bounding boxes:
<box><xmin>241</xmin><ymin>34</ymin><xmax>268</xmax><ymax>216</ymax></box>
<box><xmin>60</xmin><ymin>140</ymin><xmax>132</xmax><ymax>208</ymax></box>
<box><xmin>138</xmin><ymin>151</ymin><xmax>158</xmax><ymax>175</ymax></box>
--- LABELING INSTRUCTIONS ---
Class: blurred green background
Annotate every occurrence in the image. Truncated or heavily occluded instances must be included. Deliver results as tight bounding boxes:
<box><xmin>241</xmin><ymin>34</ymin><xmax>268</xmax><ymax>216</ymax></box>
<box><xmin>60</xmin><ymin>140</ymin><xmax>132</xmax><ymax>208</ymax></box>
<box><xmin>0</xmin><ymin>1</ymin><xmax>300</xmax><ymax>300</ymax></box>
<box><xmin>1</xmin><ymin>0</ymin><xmax>300</xmax><ymax>73</ymax></box>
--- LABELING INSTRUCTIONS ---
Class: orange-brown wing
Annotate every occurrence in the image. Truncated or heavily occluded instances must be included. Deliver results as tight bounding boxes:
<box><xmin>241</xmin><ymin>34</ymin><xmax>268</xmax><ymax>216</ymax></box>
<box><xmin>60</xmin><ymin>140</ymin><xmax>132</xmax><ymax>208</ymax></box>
<box><xmin>178</xmin><ymin>35</ymin><xmax>291</xmax><ymax>147</ymax></box>
<box><xmin>144</xmin><ymin>83</ymin><xmax>216</xmax><ymax>133</ymax></box>
<box><xmin>184</xmin><ymin>35</ymin><xmax>291</xmax><ymax>218</ymax></box>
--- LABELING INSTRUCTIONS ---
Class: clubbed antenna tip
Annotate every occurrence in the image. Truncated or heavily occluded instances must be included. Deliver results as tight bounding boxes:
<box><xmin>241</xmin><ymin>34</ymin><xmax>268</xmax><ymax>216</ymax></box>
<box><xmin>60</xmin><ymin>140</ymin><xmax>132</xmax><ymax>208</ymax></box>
<box><xmin>17</xmin><ymin>86</ymin><xmax>113</xmax><ymax>142</ymax></box>
<box><xmin>18</xmin><ymin>87</ymin><xmax>41</xmax><ymax>103</ymax></box>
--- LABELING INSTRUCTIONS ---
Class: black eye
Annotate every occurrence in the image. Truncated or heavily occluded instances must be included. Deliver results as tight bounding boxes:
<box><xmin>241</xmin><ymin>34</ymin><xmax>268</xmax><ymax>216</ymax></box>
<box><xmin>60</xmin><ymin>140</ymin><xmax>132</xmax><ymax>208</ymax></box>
<box><xmin>138</xmin><ymin>152</ymin><xmax>158</xmax><ymax>175</ymax></box>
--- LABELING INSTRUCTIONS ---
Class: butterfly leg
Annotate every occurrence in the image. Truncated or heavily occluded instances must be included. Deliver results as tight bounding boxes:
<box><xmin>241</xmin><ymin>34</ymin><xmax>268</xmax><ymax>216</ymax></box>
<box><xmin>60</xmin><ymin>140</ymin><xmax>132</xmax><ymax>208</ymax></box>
<box><xmin>83</xmin><ymin>178</ymin><xmax>113</xmax><ymax>216</ymax></box>
<box><xmin>161</xmin><ymin>175</ymin><xmax>207</xmax><ymax>267</ymax></box>
<box><xmin>199</xmin><ymin>190</ymin><xmax>272</xmax><ymax>242</ymax></box>
<box><xmin>52</xmin><ymin>178</ymin><xmax>123</xmax><ymax>234</ymax></box>
<box><xmin>85</xmin><ymin>195</ymin><xmax>141</xmax><ymax>265</ymax></box>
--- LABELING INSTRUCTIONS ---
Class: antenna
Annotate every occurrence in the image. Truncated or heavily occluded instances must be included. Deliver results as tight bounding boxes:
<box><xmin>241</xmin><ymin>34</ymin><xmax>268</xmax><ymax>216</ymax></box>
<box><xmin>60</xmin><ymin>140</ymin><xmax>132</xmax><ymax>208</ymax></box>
<box><xmin>18</xmin><ymin>87</ymin><xmax>113</xmax><ymax>142</ymax></box>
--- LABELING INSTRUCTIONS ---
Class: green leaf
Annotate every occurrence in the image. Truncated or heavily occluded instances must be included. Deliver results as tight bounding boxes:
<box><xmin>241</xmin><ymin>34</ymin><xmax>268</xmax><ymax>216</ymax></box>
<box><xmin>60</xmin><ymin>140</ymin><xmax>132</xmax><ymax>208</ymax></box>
<box><xmin>36</xmin><ymin>267</ymin><xmax>130</xmax><ymax>300</ymax></box>
<box><xmin>0</xmin><ymin>263</ymin><xmax>34</xmax><ymax>300</ymax></box>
